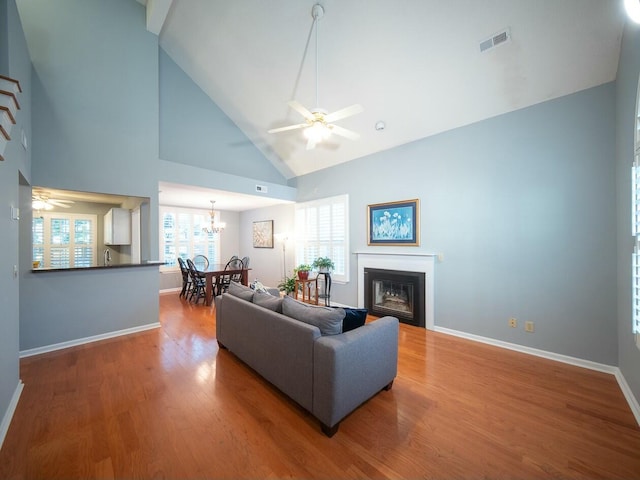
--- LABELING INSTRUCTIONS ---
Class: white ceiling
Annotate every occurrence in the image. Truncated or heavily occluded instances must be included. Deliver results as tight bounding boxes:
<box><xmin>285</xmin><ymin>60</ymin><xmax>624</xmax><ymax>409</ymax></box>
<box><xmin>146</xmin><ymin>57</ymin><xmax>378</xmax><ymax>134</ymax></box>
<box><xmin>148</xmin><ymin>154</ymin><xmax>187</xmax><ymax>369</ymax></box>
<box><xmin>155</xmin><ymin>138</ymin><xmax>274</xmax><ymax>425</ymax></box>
<box><xmin>154</xmin><ymin>0</ymin><xmax>625</xmax><ymax>181</ymax></box>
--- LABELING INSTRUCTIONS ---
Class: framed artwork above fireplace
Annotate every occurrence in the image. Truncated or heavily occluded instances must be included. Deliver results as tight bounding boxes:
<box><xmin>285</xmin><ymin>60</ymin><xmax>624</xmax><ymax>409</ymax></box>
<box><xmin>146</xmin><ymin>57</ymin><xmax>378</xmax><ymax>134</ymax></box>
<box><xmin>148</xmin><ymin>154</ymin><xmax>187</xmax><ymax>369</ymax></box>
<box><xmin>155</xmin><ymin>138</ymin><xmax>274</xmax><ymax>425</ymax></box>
<box><xmin>367</xmin><ymin>198</ymin><xmax>420</xmax><ymax>246</ymax></box>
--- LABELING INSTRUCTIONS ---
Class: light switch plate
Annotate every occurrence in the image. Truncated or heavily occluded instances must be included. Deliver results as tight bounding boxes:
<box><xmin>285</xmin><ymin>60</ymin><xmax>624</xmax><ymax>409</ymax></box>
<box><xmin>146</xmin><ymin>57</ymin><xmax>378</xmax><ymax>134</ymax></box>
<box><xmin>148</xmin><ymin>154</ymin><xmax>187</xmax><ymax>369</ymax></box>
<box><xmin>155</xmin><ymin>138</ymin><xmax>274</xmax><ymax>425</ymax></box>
<box><xmin>11</xmin><ymin>206</ymin><xmax>19</xmax><ymax>220</ymax></box>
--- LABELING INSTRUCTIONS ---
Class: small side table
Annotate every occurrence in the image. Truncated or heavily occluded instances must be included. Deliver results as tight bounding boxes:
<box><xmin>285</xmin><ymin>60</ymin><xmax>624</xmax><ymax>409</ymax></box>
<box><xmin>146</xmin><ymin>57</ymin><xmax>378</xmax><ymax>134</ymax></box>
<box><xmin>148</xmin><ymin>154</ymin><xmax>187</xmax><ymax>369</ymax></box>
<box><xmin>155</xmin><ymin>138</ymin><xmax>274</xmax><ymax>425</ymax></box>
<box><xmin>294</xmin><ymin>277</ymin><xmax>318</xmax><ymax>305</ymax></box>
<box><xmin>317</xmin><ymin>272</ymin><xmax>332</xmax><ymax>306</ymax></box>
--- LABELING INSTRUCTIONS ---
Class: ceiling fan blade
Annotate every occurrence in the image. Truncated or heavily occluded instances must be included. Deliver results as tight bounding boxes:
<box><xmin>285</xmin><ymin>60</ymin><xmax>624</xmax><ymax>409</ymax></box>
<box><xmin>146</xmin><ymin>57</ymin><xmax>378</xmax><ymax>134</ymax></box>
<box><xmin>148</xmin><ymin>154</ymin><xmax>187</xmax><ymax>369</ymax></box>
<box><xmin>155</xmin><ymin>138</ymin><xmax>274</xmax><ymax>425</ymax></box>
<box><xmin>48</xmin><ymin>200</ymin><xmax>73</xmax><ymax>208</ymax></box>
<box><xmin>288</xmin><ymin>100</ymin><xmax>315</xmax><ymax>121</ymax></box>
<box><xmin>268</xmin><ymin>123</ymin><xmax>308</xmax><ymax>134</ymax></box>
<box><xmin>323</xmin><ymin>104</ymin><xmax>364</xmax><ymax>123</ymax></box>
<box><xmin>328</xmin><ymin>124</ymin><xmax>360</xmax><ymax>141</ymax></box>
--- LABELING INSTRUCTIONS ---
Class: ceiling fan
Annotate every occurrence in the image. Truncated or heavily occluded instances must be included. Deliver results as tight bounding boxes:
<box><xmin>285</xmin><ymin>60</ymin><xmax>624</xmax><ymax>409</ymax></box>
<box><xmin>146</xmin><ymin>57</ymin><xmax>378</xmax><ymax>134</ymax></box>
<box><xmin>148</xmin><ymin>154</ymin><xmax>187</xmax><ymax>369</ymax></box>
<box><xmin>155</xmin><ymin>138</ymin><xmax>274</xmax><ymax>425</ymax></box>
<box><xmin>32</xmin><ymin>191</ymin><xmax>74</xmax><ymax>210</ymax></box>
<box><xmin>268</xmin><ymin>4</ymin><xmax>363</xmax><ymax>150</ymax></box>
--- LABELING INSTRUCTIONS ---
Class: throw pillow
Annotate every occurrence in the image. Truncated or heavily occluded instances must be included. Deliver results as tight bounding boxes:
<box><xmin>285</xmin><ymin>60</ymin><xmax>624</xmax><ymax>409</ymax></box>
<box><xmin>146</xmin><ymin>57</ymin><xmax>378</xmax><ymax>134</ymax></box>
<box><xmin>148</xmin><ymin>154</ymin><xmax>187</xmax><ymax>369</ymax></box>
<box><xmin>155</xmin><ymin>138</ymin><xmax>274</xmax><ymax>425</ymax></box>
<box><xmin>253</xmin><ymin>291</ymin><xmax>283</xmax><ymax>313</ymax></box>
<box><xmin>282</xmin><ymin>296</ymin><xmax>344</xmax><ymax>335</ymax></box>
<box><xmin>249</xmin><ymin>280</ymin><xmax>270</xmax><ymax>294</ymax></box>
<box><xmin>335</xmin><ymin>307</ymin><xmax>368</xmax><ymax>332</ymax></box>
<box><xmin>228</xmin><ymin>281</ymin><xmax>254</xmax><ymax>302</ymax></box>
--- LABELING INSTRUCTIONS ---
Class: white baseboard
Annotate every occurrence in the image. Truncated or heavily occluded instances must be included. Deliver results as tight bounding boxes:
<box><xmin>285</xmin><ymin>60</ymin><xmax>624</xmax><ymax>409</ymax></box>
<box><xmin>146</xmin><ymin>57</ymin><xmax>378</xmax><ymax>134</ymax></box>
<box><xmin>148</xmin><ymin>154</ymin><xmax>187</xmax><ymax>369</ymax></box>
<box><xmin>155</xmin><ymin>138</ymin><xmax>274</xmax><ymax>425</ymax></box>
<box><xmin>435</xmin><ymin>326</ymin><xmax>640</xmax><ymax>426</ymax></box>
<box><xmin>614</xmin><ymin>368</ymin><xmax>640</xmax><ymax>426</ymax></box>
<box><xmin>19</xmin><ymin>322</ymin><xmax>161</xmax><ymax>358</ymax></box>
<box><xmin>160</xmin><ymin>287</ymin><xmax>181</xmax><ymax>294</ymax></box>
<box><xmin>0</xmin><ymin>380</ymin><xmax>23</xmax><ymax>450</ymax></box>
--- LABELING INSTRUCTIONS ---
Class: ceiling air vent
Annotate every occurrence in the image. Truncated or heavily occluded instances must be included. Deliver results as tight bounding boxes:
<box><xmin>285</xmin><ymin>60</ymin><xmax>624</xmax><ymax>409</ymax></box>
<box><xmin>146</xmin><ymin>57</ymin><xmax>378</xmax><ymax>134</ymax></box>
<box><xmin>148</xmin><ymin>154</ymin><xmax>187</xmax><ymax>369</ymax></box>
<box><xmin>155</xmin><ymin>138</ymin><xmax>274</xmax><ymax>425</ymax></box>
<box><xmin>479</xmin><ymin>28</ymin><xmax>511</xmax><ymax>53</ymax></box>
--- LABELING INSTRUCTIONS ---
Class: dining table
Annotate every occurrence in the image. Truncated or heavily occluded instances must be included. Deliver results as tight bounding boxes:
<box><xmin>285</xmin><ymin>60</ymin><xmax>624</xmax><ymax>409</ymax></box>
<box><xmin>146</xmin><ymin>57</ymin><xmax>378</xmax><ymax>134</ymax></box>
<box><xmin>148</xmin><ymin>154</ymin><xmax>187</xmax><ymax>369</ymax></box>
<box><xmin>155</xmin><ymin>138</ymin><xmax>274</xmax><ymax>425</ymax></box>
<box><xmin>196</xmin><ymin>263</ymin><xmax>251</xmax><ymax>306</ymax></box>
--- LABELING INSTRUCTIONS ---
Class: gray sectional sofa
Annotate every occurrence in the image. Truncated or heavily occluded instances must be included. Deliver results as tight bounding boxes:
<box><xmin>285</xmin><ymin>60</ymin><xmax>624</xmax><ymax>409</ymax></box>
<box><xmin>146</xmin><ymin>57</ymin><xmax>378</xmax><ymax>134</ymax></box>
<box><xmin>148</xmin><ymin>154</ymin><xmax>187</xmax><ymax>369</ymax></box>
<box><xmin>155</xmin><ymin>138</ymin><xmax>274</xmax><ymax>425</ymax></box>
<box><xmin>214</xmin><ymin>284</ymin><xmax>399</xmax><ymax>436</ymax></box>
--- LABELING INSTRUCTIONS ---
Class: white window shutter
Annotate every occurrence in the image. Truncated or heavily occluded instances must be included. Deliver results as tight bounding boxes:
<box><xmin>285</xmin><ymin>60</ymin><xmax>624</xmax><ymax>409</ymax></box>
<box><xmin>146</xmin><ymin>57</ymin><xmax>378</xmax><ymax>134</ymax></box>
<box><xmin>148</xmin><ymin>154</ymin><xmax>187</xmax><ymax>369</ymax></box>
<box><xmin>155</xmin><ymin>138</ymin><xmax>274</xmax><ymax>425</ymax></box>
<box><xmin>159</xmin><ymin>206</ymin><xmax>220</xmax><ymax>270</ymax></box>
<box><xmin>295</xmin><ymin>195</ymin><xmax>349</xmax><ymax>282</ymax></box>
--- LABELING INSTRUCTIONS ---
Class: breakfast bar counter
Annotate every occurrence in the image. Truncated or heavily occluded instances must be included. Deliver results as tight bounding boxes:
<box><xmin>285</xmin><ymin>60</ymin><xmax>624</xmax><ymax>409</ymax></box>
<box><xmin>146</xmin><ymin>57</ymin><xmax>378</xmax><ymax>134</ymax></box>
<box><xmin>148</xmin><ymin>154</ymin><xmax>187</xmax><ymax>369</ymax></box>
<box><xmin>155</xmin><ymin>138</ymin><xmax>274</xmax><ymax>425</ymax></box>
<box><xmin>31</xmin><ymin>261</ymin><xmax>164</xmax><ymax>273</ymax></box>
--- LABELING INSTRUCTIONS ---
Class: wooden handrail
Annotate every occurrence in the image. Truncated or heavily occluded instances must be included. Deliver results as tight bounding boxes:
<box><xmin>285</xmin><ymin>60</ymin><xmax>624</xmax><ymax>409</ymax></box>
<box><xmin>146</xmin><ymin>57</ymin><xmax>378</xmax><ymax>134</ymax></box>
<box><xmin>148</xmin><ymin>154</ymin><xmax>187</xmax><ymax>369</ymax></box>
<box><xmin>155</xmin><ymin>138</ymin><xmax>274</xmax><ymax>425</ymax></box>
<box><xmin>0</xmin><ymin>89</ymin><xmax>20</xmax><ymax>111</ymax></box>
<box><xmin>0</xmin><ymin>74</ymin><xmax>22</xmax><ymax>93</ymax></box>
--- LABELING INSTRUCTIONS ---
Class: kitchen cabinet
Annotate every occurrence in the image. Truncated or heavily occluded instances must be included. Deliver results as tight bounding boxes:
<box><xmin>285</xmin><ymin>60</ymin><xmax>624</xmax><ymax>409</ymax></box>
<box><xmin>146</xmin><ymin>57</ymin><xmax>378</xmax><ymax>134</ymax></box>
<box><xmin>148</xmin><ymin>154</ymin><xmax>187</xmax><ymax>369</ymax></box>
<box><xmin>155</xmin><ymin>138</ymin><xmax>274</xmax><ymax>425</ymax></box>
<box><xmin>104</xmin><ymin>208</ymin><xmax>131</xmax><ymax>245</ymax></box>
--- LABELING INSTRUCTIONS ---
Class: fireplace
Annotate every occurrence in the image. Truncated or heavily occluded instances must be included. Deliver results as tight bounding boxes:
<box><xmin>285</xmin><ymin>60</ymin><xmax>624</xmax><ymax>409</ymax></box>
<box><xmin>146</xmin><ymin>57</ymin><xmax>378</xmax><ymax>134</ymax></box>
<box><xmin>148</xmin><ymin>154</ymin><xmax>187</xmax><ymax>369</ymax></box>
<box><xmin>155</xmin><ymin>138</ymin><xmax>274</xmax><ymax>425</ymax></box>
<box><xmin>364</xmin><ymin>268</ymin><xmax>425</xmax><ymax>327</ymax></box>
<box><xmin>357</xmin><ymin>252</ymin><xmax>435</xmax><ymax>330</ymax></box>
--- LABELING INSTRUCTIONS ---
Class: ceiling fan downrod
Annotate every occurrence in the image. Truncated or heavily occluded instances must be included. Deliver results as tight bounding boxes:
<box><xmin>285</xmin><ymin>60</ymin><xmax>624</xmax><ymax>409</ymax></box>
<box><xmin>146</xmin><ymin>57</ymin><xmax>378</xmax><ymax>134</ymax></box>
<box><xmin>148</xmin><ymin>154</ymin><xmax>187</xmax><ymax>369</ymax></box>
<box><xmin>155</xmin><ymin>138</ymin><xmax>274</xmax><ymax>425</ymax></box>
<box><xmin>312</xmin><ymin>4</ymin><xmax>324</xmax><ymax>111</ymax></box>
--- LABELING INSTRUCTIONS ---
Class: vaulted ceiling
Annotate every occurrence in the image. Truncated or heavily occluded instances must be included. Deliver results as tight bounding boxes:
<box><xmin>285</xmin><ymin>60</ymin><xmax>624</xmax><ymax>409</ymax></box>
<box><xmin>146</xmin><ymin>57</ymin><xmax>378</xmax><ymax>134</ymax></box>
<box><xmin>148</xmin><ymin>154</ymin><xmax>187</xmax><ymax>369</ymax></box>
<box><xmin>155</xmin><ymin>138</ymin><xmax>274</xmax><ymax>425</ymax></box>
<box><xmin>144</xmin><ymin>0</ymin><xmax>625</xmax><ymax>180</ymax></box>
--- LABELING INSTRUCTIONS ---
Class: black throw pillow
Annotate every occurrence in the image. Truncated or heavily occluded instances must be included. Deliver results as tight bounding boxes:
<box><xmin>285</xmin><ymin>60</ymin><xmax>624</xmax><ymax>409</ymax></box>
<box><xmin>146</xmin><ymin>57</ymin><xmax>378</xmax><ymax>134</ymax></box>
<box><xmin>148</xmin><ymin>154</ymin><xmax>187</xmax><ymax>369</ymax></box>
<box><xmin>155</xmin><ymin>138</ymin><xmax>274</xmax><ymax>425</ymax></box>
<box><xmin>332</xmin><ymin>307</ymin><xmax>368</xmax><ymax>332</ymax></box>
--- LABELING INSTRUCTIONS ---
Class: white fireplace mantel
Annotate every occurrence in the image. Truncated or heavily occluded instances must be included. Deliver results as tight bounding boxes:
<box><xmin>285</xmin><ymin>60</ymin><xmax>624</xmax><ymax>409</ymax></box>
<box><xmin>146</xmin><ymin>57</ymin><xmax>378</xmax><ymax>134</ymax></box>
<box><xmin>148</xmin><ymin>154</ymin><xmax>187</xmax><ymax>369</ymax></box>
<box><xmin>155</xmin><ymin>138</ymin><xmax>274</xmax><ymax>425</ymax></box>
<box><xmin>355</xmin><ymin>251</ymin><xmax>436</xmax><ymax>330</ymax></box>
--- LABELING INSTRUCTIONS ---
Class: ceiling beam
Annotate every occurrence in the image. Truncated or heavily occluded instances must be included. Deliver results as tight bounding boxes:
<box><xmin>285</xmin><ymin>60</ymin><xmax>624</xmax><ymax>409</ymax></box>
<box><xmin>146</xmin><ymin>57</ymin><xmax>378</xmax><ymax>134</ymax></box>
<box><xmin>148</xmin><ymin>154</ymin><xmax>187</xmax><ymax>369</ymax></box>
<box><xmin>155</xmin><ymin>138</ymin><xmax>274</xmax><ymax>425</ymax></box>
<box><xmin>145</xmin><ymin>0</ymin><xmax>173</xmax><ymax>36</ymax></box>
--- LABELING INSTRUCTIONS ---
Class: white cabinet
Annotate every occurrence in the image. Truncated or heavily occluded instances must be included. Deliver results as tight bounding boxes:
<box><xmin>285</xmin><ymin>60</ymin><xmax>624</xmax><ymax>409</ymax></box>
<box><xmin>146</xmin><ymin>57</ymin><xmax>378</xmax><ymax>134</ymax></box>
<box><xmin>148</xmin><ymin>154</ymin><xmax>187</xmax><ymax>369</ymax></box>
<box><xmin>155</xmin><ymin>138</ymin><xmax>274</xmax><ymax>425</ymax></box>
<box><xmin>104</xmin><ymin>208</ymin><xmax>131</xmax><ymax>245</ymax></box>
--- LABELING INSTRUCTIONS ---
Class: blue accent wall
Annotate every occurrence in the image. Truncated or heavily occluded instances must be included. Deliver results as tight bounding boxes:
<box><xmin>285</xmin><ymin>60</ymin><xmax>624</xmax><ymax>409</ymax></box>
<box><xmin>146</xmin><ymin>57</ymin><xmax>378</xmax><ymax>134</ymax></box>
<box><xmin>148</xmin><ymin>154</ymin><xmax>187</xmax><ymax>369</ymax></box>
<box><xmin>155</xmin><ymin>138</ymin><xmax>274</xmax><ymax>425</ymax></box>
<box><xmin>16</xmin><ymin>0</ymin><xmax>162</xmax><ymax>350</ymax></box>
<box><xmin>21</xmin><ymin>0</ymin><xmax>159</xmax><ymax>197</ymax></box>
<box><xmin>616</xmin><ymin>21</ymin><xmax>640</xmax><ymax>404</ymax></box>
<box><xmin>0</xmin><ymin>0</ymin><xmax>30</xmax><ymax>443</ymax></box>
<box><xmin>295</xmin><ymin>83</ymin><xmax>617</xmax><ymax>365</ymax></box>
<box><xmin>159</xmin><ymin>49</ymin><xmax>288</xmax><ymax>185</ymax></box>
<box><xmin>14</xmin><ymin>0</ymin><xmax>292</xmax><ymax>352</ymax></box>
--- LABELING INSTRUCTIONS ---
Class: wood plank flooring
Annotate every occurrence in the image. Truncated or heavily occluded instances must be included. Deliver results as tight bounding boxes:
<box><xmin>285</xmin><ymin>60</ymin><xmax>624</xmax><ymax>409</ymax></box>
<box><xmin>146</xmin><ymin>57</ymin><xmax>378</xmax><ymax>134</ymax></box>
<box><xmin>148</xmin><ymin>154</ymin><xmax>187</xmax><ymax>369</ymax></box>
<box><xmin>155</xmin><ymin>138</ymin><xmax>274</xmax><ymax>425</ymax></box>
<box><xmin>1</xmin><ymin>292</ymin><xmax>639</xmax><ymax>478</ymax></box>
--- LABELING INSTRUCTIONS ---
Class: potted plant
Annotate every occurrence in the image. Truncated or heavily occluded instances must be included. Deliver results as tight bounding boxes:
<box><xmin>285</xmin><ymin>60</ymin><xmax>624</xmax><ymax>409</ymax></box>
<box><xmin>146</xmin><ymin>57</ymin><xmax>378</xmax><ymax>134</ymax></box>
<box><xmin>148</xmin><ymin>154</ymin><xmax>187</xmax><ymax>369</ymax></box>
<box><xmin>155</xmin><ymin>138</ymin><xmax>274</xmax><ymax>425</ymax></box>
<box><xmin>295</xmin><ymin>264</ymin><xmax>312</xmax><ymax>280</ymax></box>
<box><xmin>312</xmin><ymin>256</ymin><xmax>335</xmax><ymax>273</ymax></box>
<box><xmin>278</xmin><ymin>275</ymin><xmax>296</xmax><ymax>295</ymax></box>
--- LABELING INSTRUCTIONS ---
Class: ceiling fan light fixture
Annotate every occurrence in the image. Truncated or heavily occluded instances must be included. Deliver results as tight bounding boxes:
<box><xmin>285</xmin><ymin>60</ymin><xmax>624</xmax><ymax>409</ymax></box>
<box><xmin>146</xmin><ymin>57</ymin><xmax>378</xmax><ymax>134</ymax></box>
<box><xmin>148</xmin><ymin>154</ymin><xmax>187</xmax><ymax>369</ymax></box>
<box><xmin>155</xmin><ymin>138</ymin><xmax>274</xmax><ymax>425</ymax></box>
<box><xmin>267</xmin><ymin>4</ymin><xmax>363</xmax><ymax>149</ymax></box>
<box><xmin>625</xmin><ymin>0</ymin><xmax>640</xmax><ymax>23</ymax></box>
<box><xmin>32</xmin><ymin>199</ymin><xmax>52</xmax><ymax>210</ymax></box>
<box><xmin>304</xmin><ymin>122</ymin><xmax>331</xmax><ymax>142</ymax></box>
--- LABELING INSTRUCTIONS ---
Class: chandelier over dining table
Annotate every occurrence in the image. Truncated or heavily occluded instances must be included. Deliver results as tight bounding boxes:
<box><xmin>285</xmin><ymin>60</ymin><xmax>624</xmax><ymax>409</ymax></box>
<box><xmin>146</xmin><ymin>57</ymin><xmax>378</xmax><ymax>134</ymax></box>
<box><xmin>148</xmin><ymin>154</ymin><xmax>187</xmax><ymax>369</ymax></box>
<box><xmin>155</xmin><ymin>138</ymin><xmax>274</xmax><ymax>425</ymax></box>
<box><xmin>202</xmin><ymin>200</ymin><xmax>226</xmax><ymax>234</ymax></box>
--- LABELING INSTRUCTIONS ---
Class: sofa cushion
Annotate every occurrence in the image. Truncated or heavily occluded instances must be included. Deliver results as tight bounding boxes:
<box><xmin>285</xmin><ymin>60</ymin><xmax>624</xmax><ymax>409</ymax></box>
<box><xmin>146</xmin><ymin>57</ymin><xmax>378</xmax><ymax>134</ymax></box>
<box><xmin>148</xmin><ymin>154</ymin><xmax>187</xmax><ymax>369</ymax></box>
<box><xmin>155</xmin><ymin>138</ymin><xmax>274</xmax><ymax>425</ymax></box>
<box><xmin>228</xmin><ymin>281</ymin><xmax>254</xmax><ymax>301</ymax></box>
<box><xmin>339</xmin><ymin>307</ymin><xmax>368</xmax><ymax>332</ymax></box>
<box><xmin>253</xmin><ymin>291</ymin><xmax>283</xmax><ymax>313</ymax></box>
<box><xmin>282</xmin><ymin>296</ymin><xmax>345</xmax><ymax>335</ymax></box>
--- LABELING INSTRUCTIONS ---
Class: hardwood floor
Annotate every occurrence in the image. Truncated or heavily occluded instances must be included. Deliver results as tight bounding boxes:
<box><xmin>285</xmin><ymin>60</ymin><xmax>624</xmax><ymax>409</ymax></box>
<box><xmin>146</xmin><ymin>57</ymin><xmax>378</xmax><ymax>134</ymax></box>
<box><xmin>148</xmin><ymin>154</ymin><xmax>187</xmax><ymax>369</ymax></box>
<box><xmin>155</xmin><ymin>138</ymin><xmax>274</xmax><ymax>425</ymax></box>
<box><xmin>1</xmin><ymin>293</ymin><xmax>639</xmax><ymax>479</ymax></box>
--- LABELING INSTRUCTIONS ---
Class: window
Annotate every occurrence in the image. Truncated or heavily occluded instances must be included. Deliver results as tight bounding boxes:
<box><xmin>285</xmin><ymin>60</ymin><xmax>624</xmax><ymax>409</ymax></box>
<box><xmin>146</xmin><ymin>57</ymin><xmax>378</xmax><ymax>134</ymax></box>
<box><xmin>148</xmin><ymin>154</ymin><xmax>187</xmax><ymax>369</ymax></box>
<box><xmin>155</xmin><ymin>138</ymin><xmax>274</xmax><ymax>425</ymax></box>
<box><xmin>159</xmin><ymin>206</ymin><xmax>219</xmax><ymax>271</ymax></box>
<box><xmin>633</xmin><ymin>75</ymin><xmax>640</xmax><ymax>346</ymax></box>
<box><xmin>32</xmin><ymin>213</ymin><xmax>97</xmax><ymax>268</ymax></box>
<box><xmin>295</xmin><ymin>194</ymin><xmax>349</xmax><ymax>283</ymax></box>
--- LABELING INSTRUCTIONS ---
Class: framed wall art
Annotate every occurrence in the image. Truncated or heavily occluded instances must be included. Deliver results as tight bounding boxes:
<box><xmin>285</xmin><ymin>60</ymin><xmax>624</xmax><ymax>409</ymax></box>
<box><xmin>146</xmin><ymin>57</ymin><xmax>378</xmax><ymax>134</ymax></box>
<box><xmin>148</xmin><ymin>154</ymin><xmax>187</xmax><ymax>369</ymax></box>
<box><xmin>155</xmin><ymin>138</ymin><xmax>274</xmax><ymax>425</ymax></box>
<box><xmin>252</xmin><ymin>220</ymin><xmax>274</xmax><ymax>248</ymax></box>
<box><xmin>367</xmin><ymin>199</ymin><xmax>420</xmax><ymax>246</ymax></box>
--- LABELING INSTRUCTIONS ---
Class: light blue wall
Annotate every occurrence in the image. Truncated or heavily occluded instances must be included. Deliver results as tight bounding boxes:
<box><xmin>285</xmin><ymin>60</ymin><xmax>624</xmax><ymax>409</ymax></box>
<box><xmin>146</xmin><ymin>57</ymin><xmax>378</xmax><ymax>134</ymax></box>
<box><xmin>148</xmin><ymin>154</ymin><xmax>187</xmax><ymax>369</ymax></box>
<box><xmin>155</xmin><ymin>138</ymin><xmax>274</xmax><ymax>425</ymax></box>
<box><xmin>16</xmin><ymin>0</ymin><xmax>161</xmax><ymax>350</ymax></box>
<box><xmin>0</xmin><ymin>0</ymin><xmax>7</xmax><ymax>73</ymax></box>
<box><xmin>0</xmin><ymin>0</ymin><xmax>30</xmax><ymax>440</ymax></box>
<box><xmin>14</xmin><ymin>0</ymin><xmax>295</xmax><ymax>351</ymax></box>
<box><xmin>616</xmin><ymin>22</ymin><xmax>640</xmax><ymax>402</ymax></box>
<box><xmin>294</xmin><ymin>83</ymin><xmax>617</xmax><ymax>365</ymax></box>
<box><xmin>20</xmin><ymin>0</ymin><xmax>159</xmax><ymax>197</ymax></box>
<box><xmin>159</xmin><ymin>49</ymin><xmax>287</xmax><ymax>185</ymax></box>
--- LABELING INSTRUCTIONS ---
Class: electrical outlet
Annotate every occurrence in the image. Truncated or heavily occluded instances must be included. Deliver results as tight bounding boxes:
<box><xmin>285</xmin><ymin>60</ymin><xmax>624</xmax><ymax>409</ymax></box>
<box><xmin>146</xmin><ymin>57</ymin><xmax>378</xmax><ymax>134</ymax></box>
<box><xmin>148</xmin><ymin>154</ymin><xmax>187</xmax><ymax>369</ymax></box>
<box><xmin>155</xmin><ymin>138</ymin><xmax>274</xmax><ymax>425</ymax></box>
<box><xmin>525</xmin><ymin>321</ymin><xmax>535</xmax><ymax>333</ymax></box>
<box><xmin>509</xmin><ymin>317</ymin><xmax>517</xmax><ymax>328</ymax></box>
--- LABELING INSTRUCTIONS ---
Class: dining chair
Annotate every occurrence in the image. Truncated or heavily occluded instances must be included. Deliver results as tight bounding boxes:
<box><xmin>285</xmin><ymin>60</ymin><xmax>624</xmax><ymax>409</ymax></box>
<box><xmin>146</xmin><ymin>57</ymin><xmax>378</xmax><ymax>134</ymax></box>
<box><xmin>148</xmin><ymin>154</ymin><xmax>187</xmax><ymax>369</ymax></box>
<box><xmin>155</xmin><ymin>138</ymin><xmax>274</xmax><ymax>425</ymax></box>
<box><xmin>192</xmin><ymin>254</ymin><xmax>209</xmax><ymax>270</ymax></box>
<box><xmin>177</xmin><ymin>257</ymin><xmax>192</xmax><ymax>299</ymax></box>
<box><xmin>186</xmin><ymin>258</ymin><xmax>207</xmax><ymax>304</ymax></box>
<box><xmin>216</xmin><ymin>257</ymin><xmax>245</xmax><ymax>296</ymax></box>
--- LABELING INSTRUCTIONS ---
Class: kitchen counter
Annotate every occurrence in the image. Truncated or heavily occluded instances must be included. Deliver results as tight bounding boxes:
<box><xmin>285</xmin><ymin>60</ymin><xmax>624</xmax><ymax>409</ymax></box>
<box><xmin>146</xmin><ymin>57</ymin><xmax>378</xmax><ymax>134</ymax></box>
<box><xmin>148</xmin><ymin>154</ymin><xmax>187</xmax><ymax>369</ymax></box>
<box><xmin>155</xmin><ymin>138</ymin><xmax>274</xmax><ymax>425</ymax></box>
<box><xmin>32</xmin><ymin>261</ymin><xmax>165</xmax><ymax>273</ymax></box>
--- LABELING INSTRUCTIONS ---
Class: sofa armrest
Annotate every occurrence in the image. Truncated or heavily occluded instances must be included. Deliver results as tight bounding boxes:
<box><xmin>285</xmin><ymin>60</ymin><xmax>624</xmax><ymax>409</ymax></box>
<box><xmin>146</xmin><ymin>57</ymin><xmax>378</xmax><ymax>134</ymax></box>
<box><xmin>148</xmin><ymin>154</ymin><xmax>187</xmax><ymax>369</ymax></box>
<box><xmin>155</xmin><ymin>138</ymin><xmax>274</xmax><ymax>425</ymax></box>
<box><xmin>312</xmin><ymin>316</ymin><xmax>399</xmax><ymax>429</ymax></box>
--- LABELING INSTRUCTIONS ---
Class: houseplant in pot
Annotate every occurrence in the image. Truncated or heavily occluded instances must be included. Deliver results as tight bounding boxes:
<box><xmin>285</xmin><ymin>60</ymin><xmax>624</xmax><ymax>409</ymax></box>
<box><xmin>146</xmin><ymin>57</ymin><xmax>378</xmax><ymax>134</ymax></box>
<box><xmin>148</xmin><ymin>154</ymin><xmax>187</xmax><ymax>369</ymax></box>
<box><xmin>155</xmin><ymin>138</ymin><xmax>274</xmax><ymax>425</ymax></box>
<box><xmin>295</xmin><ymin>264</ymin><xmax>312</xmax><ymax>280</ymax></box>
<box><xmin>312</xmin><ymin>256</ymin><xmax>335</xmax><ymax>273</ymax></box>
<box><xmin>278</xmin><ymin>275</ymin><xmax>296</xmax><ymax>296</ymax></box>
